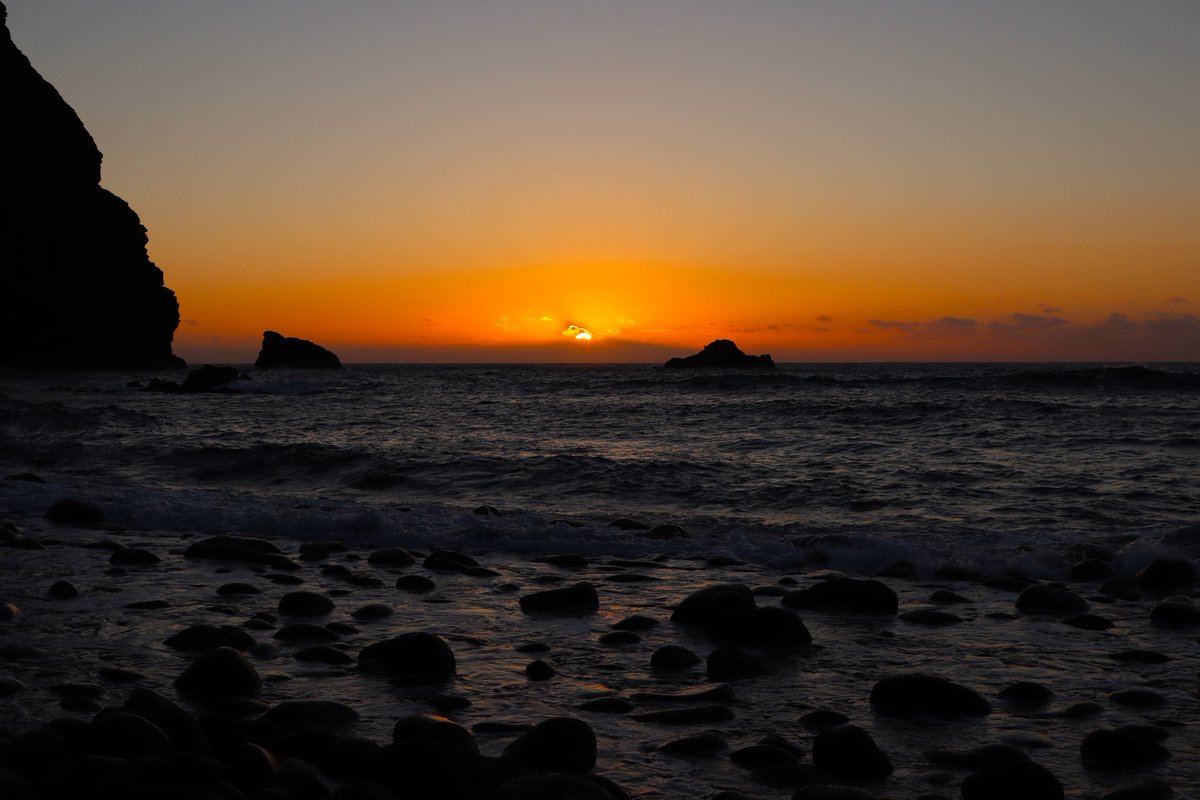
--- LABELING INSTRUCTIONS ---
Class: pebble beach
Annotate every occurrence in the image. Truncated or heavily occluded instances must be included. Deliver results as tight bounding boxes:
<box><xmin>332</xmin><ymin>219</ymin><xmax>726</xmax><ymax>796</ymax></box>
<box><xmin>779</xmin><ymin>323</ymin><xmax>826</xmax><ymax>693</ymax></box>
<box><xmin>2</xmin><ymin>487</ymin><xmax>1197</xmax><ymax>800</ymax></box>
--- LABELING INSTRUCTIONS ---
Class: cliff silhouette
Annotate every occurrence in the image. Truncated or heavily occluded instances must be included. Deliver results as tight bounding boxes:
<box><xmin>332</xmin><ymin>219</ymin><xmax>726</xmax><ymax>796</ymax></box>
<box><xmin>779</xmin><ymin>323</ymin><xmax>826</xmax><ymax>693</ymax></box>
<box><xmin>0</xmin><ymin>2</ymin><xmax>184</xmax><ymax>368</ymax></box>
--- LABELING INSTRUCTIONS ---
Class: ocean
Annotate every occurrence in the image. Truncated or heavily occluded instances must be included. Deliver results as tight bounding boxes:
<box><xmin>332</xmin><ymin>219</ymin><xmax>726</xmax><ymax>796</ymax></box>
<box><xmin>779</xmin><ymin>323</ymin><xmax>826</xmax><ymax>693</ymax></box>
<box><xmin>1</xmin><ymin>362</ymin><xmax>1198</xmax><ymax>798</ymax></box>
<box><xmin>3</xmin><ymin>362</ymin><xmax>1198</xmax><ymax>575</ymax></box>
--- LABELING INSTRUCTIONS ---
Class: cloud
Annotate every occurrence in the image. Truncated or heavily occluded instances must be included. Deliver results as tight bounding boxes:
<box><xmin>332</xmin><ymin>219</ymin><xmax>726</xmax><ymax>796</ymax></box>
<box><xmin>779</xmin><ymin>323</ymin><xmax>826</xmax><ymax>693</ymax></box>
<box><xmin>1038</xmin><ymin>303</ymin><xmax>1063</xmax><ymax>314</ymax></box>
<box><xmin>1168</xmin><ymin>296</ymin><xmax>1188</xmax><ymax>304</ymax></box>
<box><xmin>925</xmin><ymin>316</ymin><xmax>979</xmax><ymax>336</ymax></box>
<box><xmin>987</xmin><ymin>312</ymin><xmax>1071</xmax><ymax>333</ymax></box>
<box><xmin>815</xmin><ymin>314</ymin><xmax>832</xmax><ymax>323</ymax></box>
<box><xmin>1142</xmin><ymin>312</ymin><xmax>1200</xmax><ymax>336</ymax></box>
<box><xmin>869</xmin><ymin>319</ymin><xmax>920</xmax><ymax>333</ymax></box>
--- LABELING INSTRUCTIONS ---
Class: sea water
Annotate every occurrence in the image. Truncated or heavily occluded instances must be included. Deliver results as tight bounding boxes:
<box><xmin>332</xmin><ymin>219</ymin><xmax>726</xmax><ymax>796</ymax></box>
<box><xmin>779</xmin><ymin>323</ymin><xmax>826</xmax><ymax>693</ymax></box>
<box><xmin>2</xmin><ymin>362</ymin><xmax>1198</xmax><ymax>574</ymax></box>
<box><xmin>1</xmin><ymin>363</ymin><xmax>1199</xmax><ymax>798</ymax></box>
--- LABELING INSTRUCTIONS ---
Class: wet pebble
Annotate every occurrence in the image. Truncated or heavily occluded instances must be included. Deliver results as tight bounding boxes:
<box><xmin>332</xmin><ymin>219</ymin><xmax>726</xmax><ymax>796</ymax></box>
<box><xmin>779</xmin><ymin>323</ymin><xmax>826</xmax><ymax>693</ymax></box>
<box><xmin>960</xmin><ymin>760</ymin><xmax>1064</xmax><ymax>800</ymax></box>
<box><xmin>396</xmin><ymin>574</ymin><xmax>436</xmax><ymax>592</ymax></box>
<box><xmin>502</xmin><ymin>717</ymin><xmax>597</xmax><ymax>773</ymax></box>
<box><xmin>651</xmin><ymin>645</ymin><xmax>701</xmax><ymax>670</ymax></box>
<box><xmin>812</xmin><ymin>724</ymin><xmax>893</xmax><ymax>781</ymax></box>
<box><xmin>278</xmin><ymin>590</ymin><xmax>335</xmax><ymax>616</ymax></box>
<box><xmin>525</xmin><ymin>660</ymin><xmax>555</xmax><ymax>681</ymax></box>
<box><xmin>659</xmin><ymin>732</ymin><xmax>727</xmax><ymax>756</ymax></box>
<box><xmin>48</xmin><ymin>580</ymin><xmax>79</xmax><ymax>599</ymax></box>
<box><xmin>519</xmin><ymin>582</ymin><xmax>599</xmax><ymax>613</ymax></box>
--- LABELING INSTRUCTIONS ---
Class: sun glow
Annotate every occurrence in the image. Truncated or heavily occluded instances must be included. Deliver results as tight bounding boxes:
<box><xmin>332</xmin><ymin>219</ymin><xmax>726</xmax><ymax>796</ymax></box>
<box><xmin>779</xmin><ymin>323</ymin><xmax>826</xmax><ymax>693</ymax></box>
<box><xmin>563</xmin><ymin>324</ymin><xmax>593</xmax><ymax>341</ymax></box>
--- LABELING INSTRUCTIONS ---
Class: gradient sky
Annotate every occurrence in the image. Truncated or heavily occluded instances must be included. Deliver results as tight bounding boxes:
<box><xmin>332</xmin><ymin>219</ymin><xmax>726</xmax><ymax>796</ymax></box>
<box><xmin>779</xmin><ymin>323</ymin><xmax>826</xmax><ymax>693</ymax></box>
<box><xmin>10</xmin><ymin>0</ymin><xmax>1200</xmax><ymax>362</ymax></box>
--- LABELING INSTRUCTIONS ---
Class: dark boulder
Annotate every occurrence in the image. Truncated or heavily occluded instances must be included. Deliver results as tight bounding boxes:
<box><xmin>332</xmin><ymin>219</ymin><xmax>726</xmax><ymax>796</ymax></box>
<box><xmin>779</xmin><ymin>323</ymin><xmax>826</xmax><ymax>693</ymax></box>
<box><xmin>659</xmin><ymin>733</ymin><xmax>727</xmax><ymax>756</ymax></box>
<box><xmin>0</xmin><ymin>4</ymin><xmax>183</xmax><ymax>369</ymax></box>
<box><xmin>707</xmin><ymin>647</ymin><xmax>769</xmax><ymax>680</ymax></box>
<box><xmin>1149</xmin><ymin>600</ymin><xmax>1200</xmax><ymax>627</ymax></box>
<box><xmin>782</xmin><ymin>577</ymin><xmax>898</xmax><ymax>614</ymax></box>
<box><xmin>392</xmin><ymin>714</ymin><xmax>478</xmax><ymax>755</ymax></box>
<box><xmin>350</xmin><ymin>739</ymin><xmax>488</xmax><ymax>799</ymax></box>
<box><xmin>367</xmin><ymin>547</ymin><xmax>415</xmax><ymax>567</ymax></box>
<box><xmin>519</xmin><ymin>582</ymin><xmax>599</xmax><ymax>613</ymax></box>
<box><xmin>175</xmin><ymin>646</ymin><xmax>262</xmax><ymax>698</ymax></box>
<box><xmin>89</xmin><ymin>711</ymin><xmax>172</xmax><ymax>758</ymax></box>
<box><xmin>664</xmin><ymin>339</ymin><xmax>775</xmax><ymax>369</ymax></box>
<box><xmin>630</xmin><ymin>704</ymin><xmax>735</xmax><ymax>725</ymax></box>
<box><xmin>278</xmin><ymin>590</ymin><xmax>335</xmax><ymax>617</ymax></box>
<box><xmin>650</xmin><ymin>645</ymin><xmax>702</xmax><ymax>671</ymax></box>
<box><xmin>997</xmin><ymin>681</ymin><xmax>1053</xmax><ymax>707</ymax></box>
<box><xmin>501</xmin><ymin>717</ymin><xmax>597</xmax><ymax>773</ymax></box>
<box><xmin>706</xmin><ymin>606</ymin><xmax>813</xmax><ymax>647</ymax></box>
<box><xmin>870</xmin><ymin>673</ymin><xmax>991</xmax><ymax>717</ymax></box>
<box><xmin>358</xmin><ymin>632</ymin><xmax>456</xmax><ymax>681</ymax></box>
<box><xmin>491</xmin><ymin>773</ymin><xmax>628</xmax><ymax>800</ymax></box>
<box><xmin>811</xmin><ymin>725</ymin><xmax>893</xmax><ymax>782</ymax></box>
<box><xmin>792</xmin><ymin>787</ymin><xmax>879</xmax><ymax>800</ymax></box>
<box><xmin>174</xmin><ymin>365</ymin><xmax>240</xmax><ymax>393</ymax></box>
<box><xmin>255</xmin><ymin>330</ymin><xmax>341</xmax><ymax>369</ymax></box>
<box><xmin>1015</xmin><ymin>584</ymin><xmax>1089</xmax><ymax>615</ymax></box>
<box><xmin>184</xmin><ymin>535</ymin><xmax>294</xmax><ymax>569</ymax></box>
<box><xmin>670</xmin><ymin>583</ymin><xmax>756</xmax><ymax>626</ymax></box>
<box><xmin>165</xmin><ymin>624</ymin><xmax>255</xmax><ymax>652</ymax></box>
<box><xmin>1080</xmin><ymin>728</ymin><xmax>1170</xmax><ymax>769</ymax></box>
<box><xmin>259</xmin><ymin>700</ymin><xmax>360</xmax><ymax>731</ymax></box>
<box><xmin>1135</xmin><ymin>557</ymin><xmax>1195</xmax><ymax>595</ymax></box>
<box><xmin>45</xmin><ymin>498</ymin><xmax>105</xmax><ymax>526</ymax></box>
<box><xmin>961</xmin><ymin>761</ymin><xmax>1064</xmax><ymax>800</ymax></box>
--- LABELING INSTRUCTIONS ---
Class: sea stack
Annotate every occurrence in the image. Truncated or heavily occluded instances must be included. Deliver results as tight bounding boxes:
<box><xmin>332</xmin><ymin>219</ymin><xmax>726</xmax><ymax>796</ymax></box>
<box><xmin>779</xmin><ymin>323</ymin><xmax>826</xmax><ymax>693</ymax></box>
<box><xmin>255</xmin><ymin>331</ymin><xmax>342</xmax><ymax>369</ymax></box>
<box><xmin>0</xmin><ymin>2</ymin><xmax>184</xmax><ymax>369</ymax></box>
<box><xmin>664</xmin><ymin>339</ymin><xmax>775</xmax><ymax>369</ymax></box>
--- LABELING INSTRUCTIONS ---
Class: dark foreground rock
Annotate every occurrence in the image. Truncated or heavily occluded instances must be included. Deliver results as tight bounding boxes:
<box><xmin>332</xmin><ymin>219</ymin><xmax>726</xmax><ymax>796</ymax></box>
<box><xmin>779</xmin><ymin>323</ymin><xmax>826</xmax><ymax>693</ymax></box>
<box><xmin>501</xmin><ymin>717</ymin><xmax>598</xmax><ymax>773</ymax></box>
<box><xmin>664</xmin><ymin>339</ymin><xmax>775</xmax><ymax>369</ymax></box>
<box><xmin>961</xmin><ymin>760</ymin><xmax>1064</xmax><ymax>800</ymax></box>
<box><xmin>357</xmin><ymin>632</ymin><xmax>456</xmax><ymax>681</ymax></box>
<box><xmin>869</xmin><ymin>673</ymin><xmax>992</xmax><ymax>717</ymax></box>
<box><xmin>811</xmin><ymin>724</ymin><xmax>893</xmax><ymax>782</ymax></box>
<box><xmin>0</xmin><ymin>2</ymin><xmax>183</xmax><ymax>369</ymax></box>
<box><xmin>255</xmin><ymin>330</ymin><xmax>342</xmax><ymax>369</ymax></box>
<box><xmin>782</xmin><ymin>576</ymin><xmax>898</xmax><ymax>614</ymax></box>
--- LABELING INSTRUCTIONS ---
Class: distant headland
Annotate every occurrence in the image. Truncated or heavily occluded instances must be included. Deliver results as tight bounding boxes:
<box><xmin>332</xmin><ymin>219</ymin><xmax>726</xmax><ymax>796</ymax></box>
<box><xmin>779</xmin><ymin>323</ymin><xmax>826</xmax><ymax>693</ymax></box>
<box><xmin>664</xmin><ymin>339</ymin><xmax>775</xmax><ymax>369</ymax></box>
<box><xmin>0</xmin><ymin>1</ymin><xmax>183</xmax><ymax>369</ymax></box>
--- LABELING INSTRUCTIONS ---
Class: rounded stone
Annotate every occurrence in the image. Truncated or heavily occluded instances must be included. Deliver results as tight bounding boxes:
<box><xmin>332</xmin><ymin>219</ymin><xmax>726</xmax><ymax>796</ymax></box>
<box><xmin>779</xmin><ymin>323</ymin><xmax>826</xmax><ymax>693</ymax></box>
<box><xmin>502</xmin><ymin>717</ymin><xmax>597</xmax><ymax>774</ymax></box>
<box><xmin>812</xmin><ymin>725</ymin><xmax>892</xmax><ymax>781</ymax></box>
<box><xmin>175</xmin><ymin>646</ymin><xmax>262</xmax><ymax>698</ymax></box>
<box><xmin>961</xmin><ymin>761</ymin><xmax>1064</xmax><ymax>800</ymax></box>
<box><xmin>358</xmin><ymin>632</ymin><xmax>456</xmax><ymax>680</ymax></box>
<box><xmin>870</xmin><ymin>673</ymin><xmax>991</xmax><ymax>717</ymax></box>
<box><xmin>278</xmin><ymin>590</ymin><xmax>335</xmax><ymax>617</ymax></box>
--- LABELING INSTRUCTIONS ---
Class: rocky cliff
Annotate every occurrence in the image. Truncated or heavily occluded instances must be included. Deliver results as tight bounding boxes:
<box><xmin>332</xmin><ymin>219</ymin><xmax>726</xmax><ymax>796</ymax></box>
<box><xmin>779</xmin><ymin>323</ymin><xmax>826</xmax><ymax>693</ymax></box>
<box><xmin>0</xmin><ymin>2</ymin><xmax>184</xmax><ymax>368</ymax></box>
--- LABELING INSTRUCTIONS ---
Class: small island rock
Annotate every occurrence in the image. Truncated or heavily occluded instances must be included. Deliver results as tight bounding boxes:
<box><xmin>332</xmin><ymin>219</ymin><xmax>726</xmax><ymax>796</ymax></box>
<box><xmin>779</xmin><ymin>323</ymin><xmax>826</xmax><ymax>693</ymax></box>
<box><xmin>664</xmin><ymin>339</ymin><xmax>775</xmax><ymax>369</ymax></box>
<box><xmin>255</xmin><ymin>330</ymin><xmax>341</xmax><ymax>369</ymax></box>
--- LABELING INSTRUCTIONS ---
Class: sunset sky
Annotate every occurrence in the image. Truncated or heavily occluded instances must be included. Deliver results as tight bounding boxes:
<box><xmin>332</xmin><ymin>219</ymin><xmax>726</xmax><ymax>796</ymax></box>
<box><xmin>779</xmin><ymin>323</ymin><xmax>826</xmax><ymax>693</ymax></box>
<box><xmin>10</xmin><ymin>1</ymin><xmax>1200</xmax><ymax>362</ymax></box>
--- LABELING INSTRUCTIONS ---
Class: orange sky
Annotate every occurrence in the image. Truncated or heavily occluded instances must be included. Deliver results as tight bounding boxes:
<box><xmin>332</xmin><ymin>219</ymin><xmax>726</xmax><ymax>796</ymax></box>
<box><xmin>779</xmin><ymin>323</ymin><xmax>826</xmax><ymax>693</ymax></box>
<box><xmin>10</xmin><ymin>1</ymin><xmax>1199</xmax><ymax>362</ymax></box>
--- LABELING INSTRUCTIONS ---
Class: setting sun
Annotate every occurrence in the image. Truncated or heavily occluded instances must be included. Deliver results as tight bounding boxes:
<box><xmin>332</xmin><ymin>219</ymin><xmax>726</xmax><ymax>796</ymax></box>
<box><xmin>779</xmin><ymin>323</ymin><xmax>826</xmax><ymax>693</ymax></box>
<box><xmin>563</xmin><ymin>324</ymin><xmax>592</xmax><ymax>342</ymax></box>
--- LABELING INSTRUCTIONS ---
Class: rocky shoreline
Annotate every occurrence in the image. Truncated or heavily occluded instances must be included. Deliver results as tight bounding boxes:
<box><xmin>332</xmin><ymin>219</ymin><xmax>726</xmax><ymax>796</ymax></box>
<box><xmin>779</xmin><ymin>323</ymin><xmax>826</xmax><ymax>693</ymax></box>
<box><xmin>1</xmin><ymin>495</ymin><xmax>1197</xmax><ymax>800</ymax></box>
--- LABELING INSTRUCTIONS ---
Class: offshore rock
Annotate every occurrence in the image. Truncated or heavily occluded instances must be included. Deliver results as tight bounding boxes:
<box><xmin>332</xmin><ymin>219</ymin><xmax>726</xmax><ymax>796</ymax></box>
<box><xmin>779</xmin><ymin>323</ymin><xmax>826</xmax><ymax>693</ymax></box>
<box><xmin>255</xmin><ymin>330</ymin><xmax>342</xmax><ymax>369</ymax></box>
<box><xmin>664</xmin><ymin>339</ymin><xmax>775</xmax><ymax>369</ymax></box>
<box><xmin>0</xmin><ymin>2</ymin><xmax>183</xmax><ymax>368</ymax></box>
